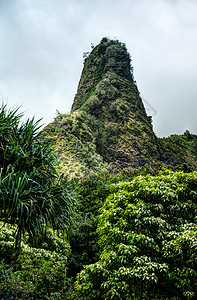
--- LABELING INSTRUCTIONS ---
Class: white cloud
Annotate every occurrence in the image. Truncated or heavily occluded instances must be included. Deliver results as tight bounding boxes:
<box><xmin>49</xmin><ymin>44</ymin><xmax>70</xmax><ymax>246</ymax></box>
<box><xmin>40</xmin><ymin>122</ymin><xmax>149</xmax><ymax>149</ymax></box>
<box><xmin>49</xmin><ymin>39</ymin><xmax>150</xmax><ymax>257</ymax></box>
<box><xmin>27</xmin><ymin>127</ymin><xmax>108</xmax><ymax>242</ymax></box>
<box><xmin>0</xmin><ymin>0</ymin><xmax>196</xmax><ymax>136</ymax></box>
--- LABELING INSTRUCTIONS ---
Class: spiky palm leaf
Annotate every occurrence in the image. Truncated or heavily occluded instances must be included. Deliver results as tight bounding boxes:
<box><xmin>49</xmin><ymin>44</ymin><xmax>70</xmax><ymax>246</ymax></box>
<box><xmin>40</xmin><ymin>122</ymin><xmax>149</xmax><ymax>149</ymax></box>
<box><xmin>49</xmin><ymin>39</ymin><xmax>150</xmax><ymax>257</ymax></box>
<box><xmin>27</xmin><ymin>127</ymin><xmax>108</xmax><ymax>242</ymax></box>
<box><xmin>0</xmin><ymin>105</ymin><xmax>75</xmax><ymax>249</ymax></box>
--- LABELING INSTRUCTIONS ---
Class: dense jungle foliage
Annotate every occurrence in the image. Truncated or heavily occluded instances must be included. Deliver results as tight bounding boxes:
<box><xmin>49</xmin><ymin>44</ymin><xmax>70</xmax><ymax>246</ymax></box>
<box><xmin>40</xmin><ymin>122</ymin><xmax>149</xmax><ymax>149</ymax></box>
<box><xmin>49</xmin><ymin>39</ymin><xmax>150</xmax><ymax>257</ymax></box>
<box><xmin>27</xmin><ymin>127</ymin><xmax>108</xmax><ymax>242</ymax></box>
<box><xmin>75</xmin><ymin>170</ymin><xmax>197</xmax><ymax>299</ymax></box>
<box><xmin>0</xmin><ymin>223</ymin><xmax>70</xmax><ymax>299</ymax></box>
<box><xmin>1</xmin><ymin>38</ymin><xmax>197</xmax><ymax>299</ymax></box>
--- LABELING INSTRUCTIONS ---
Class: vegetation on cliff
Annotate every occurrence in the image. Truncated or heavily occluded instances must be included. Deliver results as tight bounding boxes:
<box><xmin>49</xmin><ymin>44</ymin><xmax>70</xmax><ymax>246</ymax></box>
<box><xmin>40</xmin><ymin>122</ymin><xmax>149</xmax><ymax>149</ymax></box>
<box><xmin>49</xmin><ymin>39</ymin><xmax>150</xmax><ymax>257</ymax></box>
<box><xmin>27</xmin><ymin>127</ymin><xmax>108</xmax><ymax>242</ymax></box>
<box><xmin>159</xmin><ymin>130</ymin><xmax>197</xmax><ymax>168</ymax></box>
<box><xmin>44</xmin><ymin>38</ymin><xmax>164</xmax><ymax>178</ymax></box>
<box><xmin>44</xmin><ymin>38</ymin><xmax>197</xmax><ymax>178</ymax></box>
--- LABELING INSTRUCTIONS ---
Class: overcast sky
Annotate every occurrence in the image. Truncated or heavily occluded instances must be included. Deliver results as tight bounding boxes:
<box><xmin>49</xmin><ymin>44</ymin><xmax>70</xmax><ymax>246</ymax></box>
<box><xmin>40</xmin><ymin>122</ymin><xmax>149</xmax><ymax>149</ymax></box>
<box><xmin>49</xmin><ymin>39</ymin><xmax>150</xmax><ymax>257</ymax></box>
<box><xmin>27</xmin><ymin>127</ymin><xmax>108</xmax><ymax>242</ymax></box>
<box><xmin>0</xmin><ymin>0</ymin><xmax>196</xmax><ymax>137</ymax></box>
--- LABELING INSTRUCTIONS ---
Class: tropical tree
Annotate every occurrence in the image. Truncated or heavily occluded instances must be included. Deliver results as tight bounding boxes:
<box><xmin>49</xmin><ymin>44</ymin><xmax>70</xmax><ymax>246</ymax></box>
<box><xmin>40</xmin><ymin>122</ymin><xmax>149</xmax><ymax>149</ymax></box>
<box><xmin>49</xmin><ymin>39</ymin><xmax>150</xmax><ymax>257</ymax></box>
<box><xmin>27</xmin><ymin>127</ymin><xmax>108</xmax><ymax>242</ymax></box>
<box><xmin>75</xmin><ymin>171</ymin><xmax>197</xmax><ymax>299</ymax></box>
<box><xmin>0</xmin><ymin>105</ymin><xmax>75</xmax><ymax>249</ymax></box>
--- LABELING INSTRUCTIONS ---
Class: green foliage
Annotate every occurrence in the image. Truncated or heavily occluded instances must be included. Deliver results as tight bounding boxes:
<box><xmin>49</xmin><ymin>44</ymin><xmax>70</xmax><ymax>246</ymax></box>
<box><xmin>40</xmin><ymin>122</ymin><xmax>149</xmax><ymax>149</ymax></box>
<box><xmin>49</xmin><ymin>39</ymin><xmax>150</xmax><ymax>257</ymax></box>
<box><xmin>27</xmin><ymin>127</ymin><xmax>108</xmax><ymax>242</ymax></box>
<box><xmin>0</xmin><ymin>222</ymin><xmax>70</xmax><ymax>299</ymax></box>
<box><xmin>0</xmin><ymin>105</ymin><xmax>76</xmax><ymax>249</ymax></box>
<box><xmin>67</xmin><ymin>167</ymin><xmax>160</xmax><ymax>278</ymax></box>
<box><xmin>67</xmin><ymin>172</ymin><xmax>115</xmax><ymax>277</ymax></box>
<box><xmin>68</xmin><ymin>214</ymin><xmax>101</xmax><ymax>278</ymax></box>
<box><xmin>75</xmin><ymin>171</ymin><xmax>197</xmax><ymax>299</ymax></box>
<box><xmin>159</xmin><ymin>131</ymin><xmax>197</xmax><ymax>169</ymax></box>
<box><xmin>67</xmin><ymin>171</ymin><xmax>132</xmax><ymax>277</ymax></box>
<box><xmin>104</xmin><ymin>42</ymin><xmax>132</xmax><ymax>79</ymax></box>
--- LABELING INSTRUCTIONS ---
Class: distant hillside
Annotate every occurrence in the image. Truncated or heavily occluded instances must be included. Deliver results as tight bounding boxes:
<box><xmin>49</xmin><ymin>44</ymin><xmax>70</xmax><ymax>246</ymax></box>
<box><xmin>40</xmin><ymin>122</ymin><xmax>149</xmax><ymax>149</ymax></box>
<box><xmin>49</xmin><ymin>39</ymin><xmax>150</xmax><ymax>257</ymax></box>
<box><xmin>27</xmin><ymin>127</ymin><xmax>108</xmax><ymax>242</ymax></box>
<box><xmin>159</xmin><ymin>131</ymin><xmax>197</xmax><ymax>168</ymax></box>
<box><xmin>44</xmin><ymin>38</ymin><xmax>197</xmax><ymax>178</ymax></box>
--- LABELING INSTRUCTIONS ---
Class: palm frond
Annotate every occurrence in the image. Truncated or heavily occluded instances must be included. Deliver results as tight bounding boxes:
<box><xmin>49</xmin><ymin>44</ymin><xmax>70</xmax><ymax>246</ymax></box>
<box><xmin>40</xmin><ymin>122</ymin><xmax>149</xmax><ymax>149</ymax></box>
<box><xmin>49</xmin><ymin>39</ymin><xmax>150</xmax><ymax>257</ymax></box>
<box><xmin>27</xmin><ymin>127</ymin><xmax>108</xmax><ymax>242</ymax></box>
<box><xmin>0</xmin><ymin>104</ymin><xmax>76</xmax><ymax>250</ymax></box>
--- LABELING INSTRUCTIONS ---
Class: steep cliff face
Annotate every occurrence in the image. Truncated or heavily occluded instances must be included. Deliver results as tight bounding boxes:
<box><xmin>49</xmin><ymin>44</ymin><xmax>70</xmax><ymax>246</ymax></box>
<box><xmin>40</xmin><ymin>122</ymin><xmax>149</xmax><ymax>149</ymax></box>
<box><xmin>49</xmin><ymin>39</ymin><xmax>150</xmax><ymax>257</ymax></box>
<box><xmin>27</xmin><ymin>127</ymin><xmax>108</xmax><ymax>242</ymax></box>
<box><xmin>72</xmin><ymin>38</ymin><xmax>161</xmax><ymax>169</ymax></box>
<box><xmin>71</xmin><ymin>38</ymin><xmax>133</xmax><ymax>111</ymax></box>
<box><xmin>44</xmin><ymin>38</ymin><xmax>196</xmax><ymax>178</ymax></box>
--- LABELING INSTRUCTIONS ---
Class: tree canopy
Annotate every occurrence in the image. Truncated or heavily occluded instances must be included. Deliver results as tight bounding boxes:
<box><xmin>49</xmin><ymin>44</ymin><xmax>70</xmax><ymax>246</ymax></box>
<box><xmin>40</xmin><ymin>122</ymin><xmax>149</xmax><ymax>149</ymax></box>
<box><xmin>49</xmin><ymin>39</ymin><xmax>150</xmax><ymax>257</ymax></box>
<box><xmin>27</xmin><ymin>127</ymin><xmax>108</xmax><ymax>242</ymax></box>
<box><xmin>75</xmin><ymin>171</ymin><xmax>197</xmax><ymax>299</ymax></box>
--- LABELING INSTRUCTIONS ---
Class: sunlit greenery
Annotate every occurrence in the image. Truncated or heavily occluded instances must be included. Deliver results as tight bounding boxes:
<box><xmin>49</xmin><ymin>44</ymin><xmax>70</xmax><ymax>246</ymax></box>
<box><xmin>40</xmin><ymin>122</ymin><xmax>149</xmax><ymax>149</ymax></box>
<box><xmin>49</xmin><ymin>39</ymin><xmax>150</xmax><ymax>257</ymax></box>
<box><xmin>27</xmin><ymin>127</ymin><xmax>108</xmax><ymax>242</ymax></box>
<box><xmin>75</xmin><ymin>171</ymin><xmax>197</xmax><ymax>299</ymax></box>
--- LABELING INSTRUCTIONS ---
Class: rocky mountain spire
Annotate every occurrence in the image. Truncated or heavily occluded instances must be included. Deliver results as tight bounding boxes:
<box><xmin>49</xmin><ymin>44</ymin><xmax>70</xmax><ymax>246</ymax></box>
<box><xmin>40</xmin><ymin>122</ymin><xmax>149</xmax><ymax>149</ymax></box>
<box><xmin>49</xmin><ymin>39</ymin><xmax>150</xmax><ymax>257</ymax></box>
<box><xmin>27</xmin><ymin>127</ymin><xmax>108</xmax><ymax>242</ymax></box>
<box><xmin>70</xmin><ymin>38</ymin><xmax>160</xmax><ymax>169</ymax></box>
<box><xmin>44</xmin><ymin>38</ymin><xmax>197</xmax><ymax>178</ymax></box>
<box><xmin>72</xmin><ymin>38</ymin><xmax>134</xmax><ymax>112</ymax></box>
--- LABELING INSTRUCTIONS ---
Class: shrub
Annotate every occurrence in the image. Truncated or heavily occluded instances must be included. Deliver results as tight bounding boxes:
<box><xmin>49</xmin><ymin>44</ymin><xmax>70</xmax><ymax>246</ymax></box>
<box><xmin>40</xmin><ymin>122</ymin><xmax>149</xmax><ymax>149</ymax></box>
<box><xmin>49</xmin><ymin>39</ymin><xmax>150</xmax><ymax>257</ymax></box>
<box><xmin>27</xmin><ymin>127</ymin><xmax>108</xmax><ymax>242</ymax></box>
<box><xmin>0</xmin><ymin>222</ymin><xmax>70</xmax><ymax>299</ymax></box>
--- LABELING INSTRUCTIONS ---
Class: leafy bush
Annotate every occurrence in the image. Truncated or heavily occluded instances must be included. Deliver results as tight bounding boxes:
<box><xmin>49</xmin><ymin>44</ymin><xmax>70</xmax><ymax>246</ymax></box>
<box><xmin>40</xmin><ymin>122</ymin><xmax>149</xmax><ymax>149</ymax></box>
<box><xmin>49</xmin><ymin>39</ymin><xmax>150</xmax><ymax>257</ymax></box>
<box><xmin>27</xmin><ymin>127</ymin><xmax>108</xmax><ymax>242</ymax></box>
<box><xmin>75</xmin><ymin>171</ymin><xmax>197</xmax><ymax>299</ymax></box>
<box><xmin>67</xmin><ymin>170</ymin><xmax>138</xmax><ymax>278</ymax></box>
<box><xmin>0</xmin><ymin>222</ymin><xmax>70</xmax><ymax>299</ymax></box>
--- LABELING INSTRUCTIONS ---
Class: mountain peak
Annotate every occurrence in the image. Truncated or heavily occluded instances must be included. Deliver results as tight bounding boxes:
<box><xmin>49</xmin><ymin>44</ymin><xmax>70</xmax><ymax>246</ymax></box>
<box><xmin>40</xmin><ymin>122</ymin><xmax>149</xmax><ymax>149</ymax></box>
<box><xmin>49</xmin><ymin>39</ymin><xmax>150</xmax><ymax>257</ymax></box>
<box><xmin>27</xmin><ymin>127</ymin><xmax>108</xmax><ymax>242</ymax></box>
<box><xmin>71</xmin><ymin>38</ymin><xmax>134</xmax><ymax>111</ymax></box>
<box><xmin>92</xmin><ymin>37</ymin><xmax>133</xmax><ymax>79</ymax></box>
<box><xmin>44</xmin><ymin>38</ymin><xmax>197</xmax><ymax>178</ymax></box>
<box><xmin>49</xmin><ymin>38</ymin><xmax>161</xmax><ymax>173</ymax></box>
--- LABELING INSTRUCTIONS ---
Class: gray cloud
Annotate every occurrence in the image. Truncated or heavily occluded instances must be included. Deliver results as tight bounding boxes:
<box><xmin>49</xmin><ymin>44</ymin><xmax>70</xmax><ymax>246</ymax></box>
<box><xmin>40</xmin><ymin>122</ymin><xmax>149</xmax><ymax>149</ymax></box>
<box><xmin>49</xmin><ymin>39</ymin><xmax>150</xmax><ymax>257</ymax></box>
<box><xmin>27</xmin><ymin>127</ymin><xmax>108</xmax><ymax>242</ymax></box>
<box><xmin>0</xmin><ymin>0</ymin><xmax>196</xmax><ymax>137</ymax></box>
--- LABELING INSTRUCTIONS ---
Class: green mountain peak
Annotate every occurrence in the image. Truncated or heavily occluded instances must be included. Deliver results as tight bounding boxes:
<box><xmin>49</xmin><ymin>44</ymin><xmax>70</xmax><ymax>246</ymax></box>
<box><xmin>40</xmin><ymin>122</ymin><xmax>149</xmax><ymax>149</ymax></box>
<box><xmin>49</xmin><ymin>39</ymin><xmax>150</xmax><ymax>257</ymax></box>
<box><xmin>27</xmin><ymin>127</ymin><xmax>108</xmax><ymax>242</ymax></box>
<box><xmin>44</xmin><ymin>38</ymin><xmax>197</xmax><ymax>178</ymax></box>
<box><xmin>71</xmin><ymin>37</ymin><xmax>134</xmax><ymax>112</ymax></box>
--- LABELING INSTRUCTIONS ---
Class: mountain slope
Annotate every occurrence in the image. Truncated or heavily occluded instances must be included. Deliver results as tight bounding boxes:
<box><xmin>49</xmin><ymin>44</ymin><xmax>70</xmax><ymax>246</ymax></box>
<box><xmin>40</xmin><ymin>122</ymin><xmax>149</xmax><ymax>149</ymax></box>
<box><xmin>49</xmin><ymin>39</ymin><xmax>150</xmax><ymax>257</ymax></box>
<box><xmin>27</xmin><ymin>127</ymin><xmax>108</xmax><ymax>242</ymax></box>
<box><xmin>44</xmin><ymin>38</ymin><xmax>196</xmax><ymax>178</ymax></box>
<box><xmin>159</xmin><ymin>131</ymin><xmax>197</xmax><ymax>168</ymax></box>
